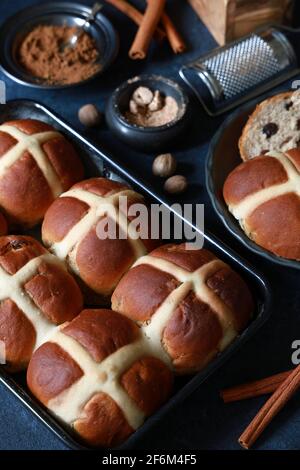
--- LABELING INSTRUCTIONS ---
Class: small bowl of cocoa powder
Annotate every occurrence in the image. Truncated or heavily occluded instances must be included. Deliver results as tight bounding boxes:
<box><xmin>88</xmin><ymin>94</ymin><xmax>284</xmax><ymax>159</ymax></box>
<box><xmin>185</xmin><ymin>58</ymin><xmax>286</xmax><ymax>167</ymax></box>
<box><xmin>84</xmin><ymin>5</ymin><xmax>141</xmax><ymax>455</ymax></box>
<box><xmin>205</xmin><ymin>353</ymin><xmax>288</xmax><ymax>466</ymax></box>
<box><xmin>0</xmin><ymin>2</ymin><xmax>119</xmax><ymax>89</ymax></box>
<box><xmin>17</xmin><ymin>24</ymin><xmax>102</xmax><ymax>87</ymax></box>
<box><xmin>105</xmin><ymin>75</ymin><xmax>191</xmax><ymax>152</ymax></box>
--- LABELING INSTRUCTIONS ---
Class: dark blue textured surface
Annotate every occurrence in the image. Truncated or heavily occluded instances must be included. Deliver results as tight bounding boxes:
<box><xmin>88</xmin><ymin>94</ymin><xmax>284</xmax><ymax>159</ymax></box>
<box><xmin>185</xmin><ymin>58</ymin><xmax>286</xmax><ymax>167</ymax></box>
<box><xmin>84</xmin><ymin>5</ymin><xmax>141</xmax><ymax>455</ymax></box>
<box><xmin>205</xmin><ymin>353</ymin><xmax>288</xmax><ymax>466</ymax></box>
<box><xmin>1</xmin><ymin>0</ymin><xmax>300</xmax><ymax>451</ymax></box>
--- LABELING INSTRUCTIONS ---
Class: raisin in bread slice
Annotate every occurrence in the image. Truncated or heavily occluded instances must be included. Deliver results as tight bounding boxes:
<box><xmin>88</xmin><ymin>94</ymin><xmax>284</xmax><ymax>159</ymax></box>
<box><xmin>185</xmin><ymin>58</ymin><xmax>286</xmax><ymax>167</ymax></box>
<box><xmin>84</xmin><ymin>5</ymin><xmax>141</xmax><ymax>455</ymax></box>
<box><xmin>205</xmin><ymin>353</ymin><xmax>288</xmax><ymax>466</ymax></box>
<box><xmin>239</xmin><ymin>90</ymin><xmax>300</xmax><ymax>161</ymax></box>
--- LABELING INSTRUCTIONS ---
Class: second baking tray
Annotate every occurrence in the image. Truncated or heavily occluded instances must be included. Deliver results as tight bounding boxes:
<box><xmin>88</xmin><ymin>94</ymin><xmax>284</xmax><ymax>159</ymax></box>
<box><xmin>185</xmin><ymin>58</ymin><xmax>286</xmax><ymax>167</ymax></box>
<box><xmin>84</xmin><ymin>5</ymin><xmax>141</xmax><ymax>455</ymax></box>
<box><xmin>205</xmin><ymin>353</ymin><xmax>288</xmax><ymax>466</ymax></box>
<box><xmin>0</xmin><ymin>99</ymin><xmax>272</xmax><ymax>450</ymax></box>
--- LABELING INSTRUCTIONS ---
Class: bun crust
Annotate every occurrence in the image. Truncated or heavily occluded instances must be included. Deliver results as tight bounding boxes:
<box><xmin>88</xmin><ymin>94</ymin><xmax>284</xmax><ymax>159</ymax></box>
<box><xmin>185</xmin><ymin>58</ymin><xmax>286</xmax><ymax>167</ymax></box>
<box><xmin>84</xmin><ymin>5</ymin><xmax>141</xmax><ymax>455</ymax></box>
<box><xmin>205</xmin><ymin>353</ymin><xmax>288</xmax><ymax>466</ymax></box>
<box><xmin>27</xmin><ymin>309</ymin><xmax>173</xmax><ymax>447</ymax></box>
<box><xmin>112</xmin><ymin>243</ymin><xmax>253</xmax><ymax>374</ymax></box>
<box><xmin>0</xmin><ymin>119</ymin><xmax>84</xmax><ymax>226</ymax></box>
<box><xmin>223</xmin><ymin>149</ymin><xmax>300</xmax><ymax>259</ymax></box>
<box><xmin>0</xmin><ymin>212</ymin><xmax>7</xmax><ymax>236</ymax></box>
<box><xmin>0</xmin><ymin>235</ymin><xmax>83</xmax><ymax>371</ymax></box>
<box><xmin>42</xmin><ymin>177</ymin><xmax>160</xmax><ymax>304</ymax></box>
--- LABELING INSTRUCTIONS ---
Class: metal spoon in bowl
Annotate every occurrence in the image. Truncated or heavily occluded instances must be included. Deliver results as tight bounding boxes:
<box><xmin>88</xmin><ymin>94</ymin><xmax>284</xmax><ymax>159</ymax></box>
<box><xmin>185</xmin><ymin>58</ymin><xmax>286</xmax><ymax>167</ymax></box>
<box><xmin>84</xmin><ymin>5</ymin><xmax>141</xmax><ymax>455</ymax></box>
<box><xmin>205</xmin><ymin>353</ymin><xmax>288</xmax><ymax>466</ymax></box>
<box><xmin>61</xmin><ymin>2</ymin><xmax>103</xmax><ymax>51</ymax></box>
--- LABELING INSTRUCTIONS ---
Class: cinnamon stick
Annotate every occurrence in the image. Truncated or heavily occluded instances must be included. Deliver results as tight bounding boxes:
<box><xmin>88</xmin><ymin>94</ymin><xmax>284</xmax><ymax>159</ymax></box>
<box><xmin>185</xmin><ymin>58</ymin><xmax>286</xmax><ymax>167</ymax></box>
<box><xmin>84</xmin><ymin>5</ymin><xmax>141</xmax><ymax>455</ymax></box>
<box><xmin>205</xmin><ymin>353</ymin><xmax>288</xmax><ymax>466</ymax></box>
<box><xmin>161</xmin><ymin>12</ymin><xmax>186</xmax><ymax>54</ymax></box>
<box><xmin>105</xmin><ymin>0</ymin><xmax>166</xmax><ymax>42</ymax></box>
<box><xmin>106</xmin><ymin>0</ymin><xmax>186</xmax><ymax>54</ymax></box>
<box><xmin>221</xmin><ymin>370</ymin><xmax>292</xmax><ymax>403</ymax></box>
<box><xmin>129</xmin><ymin>0</ymin><xmax>166</xmax><ymax>60</ymax></box>
<box><xmin>239</xmin><ymin>364</ymin><xmax>300</xmax><ymax>449</ymax></box>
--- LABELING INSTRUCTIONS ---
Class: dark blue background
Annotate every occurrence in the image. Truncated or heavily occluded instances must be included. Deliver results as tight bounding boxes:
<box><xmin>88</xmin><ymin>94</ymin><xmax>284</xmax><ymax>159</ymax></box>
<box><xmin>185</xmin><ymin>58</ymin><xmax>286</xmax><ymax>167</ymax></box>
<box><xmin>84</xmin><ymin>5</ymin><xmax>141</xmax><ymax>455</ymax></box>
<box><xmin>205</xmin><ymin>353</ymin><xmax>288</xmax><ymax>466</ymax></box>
<box><xmin>1</xmin><ymin>0</ymin><xmax>300</xmax><ymax>451</ymax></box>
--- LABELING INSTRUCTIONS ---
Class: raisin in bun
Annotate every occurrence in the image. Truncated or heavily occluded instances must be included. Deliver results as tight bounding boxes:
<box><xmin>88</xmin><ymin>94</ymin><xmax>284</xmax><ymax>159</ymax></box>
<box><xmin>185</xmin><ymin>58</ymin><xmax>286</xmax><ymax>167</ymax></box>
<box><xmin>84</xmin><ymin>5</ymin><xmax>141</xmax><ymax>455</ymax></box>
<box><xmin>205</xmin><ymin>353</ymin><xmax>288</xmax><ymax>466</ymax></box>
<box><xmin>239</xmin><ymin>90</ymin><xmax>300</xmax><ymax>161</ymax></box>
<box><xmin>112</xmin><ymin>243</ymin><xmax>254</xmax><ymax>374</ymax></box>
<box><xmin>27</xmin><ymin>309</ymin><xmax>173</xmax><ymax>447</ymax></box>
<box><xmin>42</xmin><ymin>177</ymin><xmax>159</xmax><ymax>304</ymax></box>
<box><xmin>0</xmin><ymin>119</ymin><xmax>83</xmax><ymax>226</ymax></box>
<box><xmin>0</xmin><ymin>235</ymin><xmax>83</xmax><ymax>371</ymax></box>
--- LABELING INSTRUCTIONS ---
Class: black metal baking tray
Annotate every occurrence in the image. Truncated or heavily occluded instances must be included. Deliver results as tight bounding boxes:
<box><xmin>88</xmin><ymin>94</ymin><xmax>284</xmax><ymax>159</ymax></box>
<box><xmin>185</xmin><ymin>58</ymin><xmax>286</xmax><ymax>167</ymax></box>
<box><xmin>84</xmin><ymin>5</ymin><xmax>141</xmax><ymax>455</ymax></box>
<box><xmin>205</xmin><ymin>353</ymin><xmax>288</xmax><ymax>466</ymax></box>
<box><xmin>205</xmin><ymin>91</ymin><xmax>300</xmax><ymax>270</ymax></box>
<box><xmin>0</xmin><ymin>99</ymin><xmax>272</xmax><ymax>450</ymax></box>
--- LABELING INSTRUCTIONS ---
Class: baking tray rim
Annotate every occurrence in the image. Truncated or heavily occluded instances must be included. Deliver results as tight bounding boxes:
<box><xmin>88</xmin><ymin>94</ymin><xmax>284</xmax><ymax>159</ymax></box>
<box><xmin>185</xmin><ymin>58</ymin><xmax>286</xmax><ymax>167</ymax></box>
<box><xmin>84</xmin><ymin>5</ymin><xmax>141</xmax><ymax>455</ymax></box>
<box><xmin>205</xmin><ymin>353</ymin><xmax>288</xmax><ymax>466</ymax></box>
<box><xmin>0</xmin><ymin>99</ymin><xmax>272</xmax><ymax>450</ymax></box>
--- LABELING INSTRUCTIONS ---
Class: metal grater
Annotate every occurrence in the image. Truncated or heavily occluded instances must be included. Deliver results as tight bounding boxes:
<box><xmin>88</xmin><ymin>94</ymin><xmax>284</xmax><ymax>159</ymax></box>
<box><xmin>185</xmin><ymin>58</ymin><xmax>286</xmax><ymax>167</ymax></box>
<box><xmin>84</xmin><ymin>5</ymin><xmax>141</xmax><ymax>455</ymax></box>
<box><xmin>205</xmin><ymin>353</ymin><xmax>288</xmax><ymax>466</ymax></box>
<box><xmin>180</xmin><ymin>26</ymin><xmax>300</xmax><ymax>115</ymax></box>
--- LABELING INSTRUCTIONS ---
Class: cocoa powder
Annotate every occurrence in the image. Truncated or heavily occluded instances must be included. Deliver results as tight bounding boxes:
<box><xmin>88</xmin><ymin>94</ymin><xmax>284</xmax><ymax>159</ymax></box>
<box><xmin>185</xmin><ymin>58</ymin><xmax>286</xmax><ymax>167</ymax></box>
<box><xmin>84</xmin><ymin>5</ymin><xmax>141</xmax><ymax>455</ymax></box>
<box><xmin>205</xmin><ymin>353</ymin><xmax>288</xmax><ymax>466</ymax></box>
<box><xmin>18</xmin><ymin>24</ymin><xmax>101</xmax><ymax>85</ymax></box>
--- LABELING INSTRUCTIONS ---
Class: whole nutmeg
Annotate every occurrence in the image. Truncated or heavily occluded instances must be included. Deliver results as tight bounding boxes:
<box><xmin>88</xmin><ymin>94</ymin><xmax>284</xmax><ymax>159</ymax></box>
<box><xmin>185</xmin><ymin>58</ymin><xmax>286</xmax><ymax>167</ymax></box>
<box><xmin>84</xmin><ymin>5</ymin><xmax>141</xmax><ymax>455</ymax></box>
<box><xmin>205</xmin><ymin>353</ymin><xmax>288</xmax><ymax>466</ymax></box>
<box><xmin>132</xmin><ymin>86</ymin><xmax>153</xmax><ymax>106</ymax></box>
<box><xmin>148</xmin><ymin>90</ymin><xmax>163</xmax><ymax>112</ymax></box>
<box><xmin>129</xmin><ymin>99</ymin><xmax>139</xmax><ymax>115</ymax></box>
<box><xmin>78</xmin><ymin>104</ymin><xmax>102</xmax><ymax>127</ymax></box>
<box><xmin>164</xmin><ymin>175</ymin><xmax>188</xmax><ymax>194</ymax></box>
<box><xmin>152</xmin><ymin>153</ymin><xmax>177</xmax><ymax>178</ymax></box>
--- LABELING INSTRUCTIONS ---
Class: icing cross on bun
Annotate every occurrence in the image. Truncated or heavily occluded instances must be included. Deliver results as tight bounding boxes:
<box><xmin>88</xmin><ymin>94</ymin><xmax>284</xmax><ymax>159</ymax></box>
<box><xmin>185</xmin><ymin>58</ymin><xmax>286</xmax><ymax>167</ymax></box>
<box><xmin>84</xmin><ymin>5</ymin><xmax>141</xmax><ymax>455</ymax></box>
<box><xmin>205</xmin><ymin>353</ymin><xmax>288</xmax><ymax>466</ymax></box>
<box><xmin>223</xmin><ymin>148</ymin><xmax>300</xmax><ymax>260</ymax></box>
<box><xmin>42</xmin><ymin>177</ymin><xmax>159</xmax><ymax>304</ymax></box>
<box><xmin>0</xmin><ymin>119</ymin><xmax>83</xmax><ymax>226</ymax></box>
<box><xmin>0</xmin><ymin>235</ymin><xmax>83</xmax><ymax>371</ymax></box>
<box><xmin>27</xmin><ymin>309</ymin><xmax>173</xmax><ymax>447</ymax></box>
<box><xmin>112</xmin><ymin>243</ymin><xmax>254</xmax><ymax>374</ymax></box>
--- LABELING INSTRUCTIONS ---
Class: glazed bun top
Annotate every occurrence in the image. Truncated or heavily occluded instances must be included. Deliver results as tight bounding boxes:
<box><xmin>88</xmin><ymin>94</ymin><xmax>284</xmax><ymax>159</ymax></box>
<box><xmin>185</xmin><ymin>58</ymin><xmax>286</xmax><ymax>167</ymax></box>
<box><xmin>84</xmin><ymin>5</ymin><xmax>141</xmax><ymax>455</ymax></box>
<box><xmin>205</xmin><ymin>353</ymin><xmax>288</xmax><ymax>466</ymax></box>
<box><xmin>42</xmin><ymin>177</ymin><xmax>160</xmax><ymax>303</ymax></box>
<box><xmin>112</xmin><ymin>243</ymin><xmax>254</xmax><ymax>374</ymax></box>
<box><xmin>27</xmin><ymin>308</ymin><xmax>173</xmax><ymax>447</ymax></box>
<box><xmin>223</xmin><ymin>148</ymin><xmax>300</xmax><ymax>259</ymax></box>
<box><xmin>0</xmin><ymin>235</ymin><xmax>83</xmax><ymax>371</ymax></box>
<box><xmin>0</xmin><ymin>119</ymin><xmax>84</xmax><ymax>226</ymax></box>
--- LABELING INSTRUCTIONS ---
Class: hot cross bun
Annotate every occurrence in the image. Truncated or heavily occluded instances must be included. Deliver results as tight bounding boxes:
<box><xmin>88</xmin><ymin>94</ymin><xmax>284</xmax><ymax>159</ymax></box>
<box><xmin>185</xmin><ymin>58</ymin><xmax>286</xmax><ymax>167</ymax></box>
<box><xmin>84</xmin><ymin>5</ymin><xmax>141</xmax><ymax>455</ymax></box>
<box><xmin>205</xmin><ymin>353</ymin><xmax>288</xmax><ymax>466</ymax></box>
<box><xmin>0</xmin><ymin>119</ymin><xmax>83</xmax><ymax>226</ymax></box>
<box><xmin>27</xmin><ymin>309</ymin><xmax>173</xmax><ymax>447</ymax></box>
<box><xmin>42</xmin><ymin>177</ymin><xmax>159</xmax><ymax>304</ymax></box>
<box><xmin>112</xmin><ymin>243</ymin><xmax>253</xmax><ymax>374</ymax></box>
<box><xmin>224</xmin><ymin>148</ymin><xmax>300</xmax><ymax>259</ymax></box>
<box><xmin>239</xmin><ymin>90</ymin><xmax>300</xmax><ymax>161</ymax></box>
<box><xmin>0</xmin><ymin>235</ymin><xmax>83</xmax><ymax>371</ymax></box>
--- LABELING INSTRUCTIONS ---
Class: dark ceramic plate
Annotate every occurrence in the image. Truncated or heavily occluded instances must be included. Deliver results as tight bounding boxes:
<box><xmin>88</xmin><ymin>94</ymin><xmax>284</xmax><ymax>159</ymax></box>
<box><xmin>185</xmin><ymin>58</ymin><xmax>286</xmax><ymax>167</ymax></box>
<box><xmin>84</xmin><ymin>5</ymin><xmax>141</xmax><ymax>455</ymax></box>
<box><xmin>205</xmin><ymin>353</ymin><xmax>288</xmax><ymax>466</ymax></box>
<box><xmin>0</xmin><ymin>2</ymin><xmax>119</xmax><ymax>89</ymax></box>
<box><xmin>206</xmin><ymin>93</ymin><xmax>300</xmax><ymax>269</ymax></box>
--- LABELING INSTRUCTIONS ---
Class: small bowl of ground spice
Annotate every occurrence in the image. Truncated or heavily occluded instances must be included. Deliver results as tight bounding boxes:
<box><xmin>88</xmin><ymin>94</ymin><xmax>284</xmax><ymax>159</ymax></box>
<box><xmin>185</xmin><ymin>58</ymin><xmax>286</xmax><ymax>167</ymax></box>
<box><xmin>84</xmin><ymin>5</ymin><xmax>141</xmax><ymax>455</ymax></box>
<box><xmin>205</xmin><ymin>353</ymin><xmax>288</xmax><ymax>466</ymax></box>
<box><xmin>17</xmin><ymin>24</ymin><xmax>102</xmax><ymax>87</ymax></box>
<box><xmin>0</xmin><ymin>2</ymin><xmax>119</xmax><ymax>88</ymax></box>
<box><xmin>105</xmin><ymin>75</ymin><xmax>191</xmax><ymax>152</ymax></box>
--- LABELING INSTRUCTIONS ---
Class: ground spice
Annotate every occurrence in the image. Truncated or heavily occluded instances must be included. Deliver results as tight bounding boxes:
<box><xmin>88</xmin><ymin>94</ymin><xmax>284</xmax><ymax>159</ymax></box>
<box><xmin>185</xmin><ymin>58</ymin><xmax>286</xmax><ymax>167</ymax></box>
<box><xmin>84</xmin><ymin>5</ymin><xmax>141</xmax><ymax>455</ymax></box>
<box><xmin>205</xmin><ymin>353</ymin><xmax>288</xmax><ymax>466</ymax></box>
<box><xmin>125</xmin><ymin>86</ymin><xmax>179</xmax><ymax>127</ymax></box>
<box><xmin>18</xmin><ymin>24</ymin><xmax>101</xmax><ymax>85</ymax></box>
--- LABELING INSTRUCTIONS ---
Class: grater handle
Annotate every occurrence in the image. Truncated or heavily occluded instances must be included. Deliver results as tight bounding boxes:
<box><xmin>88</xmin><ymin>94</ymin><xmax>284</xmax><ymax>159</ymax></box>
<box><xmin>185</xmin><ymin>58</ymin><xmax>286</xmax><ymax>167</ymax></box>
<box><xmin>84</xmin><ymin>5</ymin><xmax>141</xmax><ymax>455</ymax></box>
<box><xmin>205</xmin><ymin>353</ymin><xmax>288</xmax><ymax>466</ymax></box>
<box><xmin>179</xmin><ymin>64</ymin><xmax>215</xmax><ymax>114</ymax></box>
